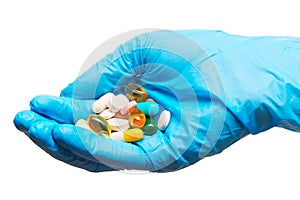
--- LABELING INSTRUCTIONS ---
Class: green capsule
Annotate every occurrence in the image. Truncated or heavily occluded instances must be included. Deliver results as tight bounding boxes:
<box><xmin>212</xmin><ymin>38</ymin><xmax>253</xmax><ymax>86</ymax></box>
<box><xmin>142</xmin><ymin>118</ymin><xmax>158</xmax><ymax>136</ymax></box>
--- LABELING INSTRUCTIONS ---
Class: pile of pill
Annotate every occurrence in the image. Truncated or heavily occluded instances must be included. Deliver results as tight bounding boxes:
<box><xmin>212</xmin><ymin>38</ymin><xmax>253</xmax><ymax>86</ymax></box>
<box><xmin>75</xmin><ymin>84</ymin><xmax>171</xmax><ymax>142</ymax></box>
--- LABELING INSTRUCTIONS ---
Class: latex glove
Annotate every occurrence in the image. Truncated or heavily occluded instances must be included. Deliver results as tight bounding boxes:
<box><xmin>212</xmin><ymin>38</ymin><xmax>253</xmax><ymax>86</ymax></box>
<box><xmin>14</xmin><ymin>30</ymin><xmax>300</xmax><ymax>172</ymax></box>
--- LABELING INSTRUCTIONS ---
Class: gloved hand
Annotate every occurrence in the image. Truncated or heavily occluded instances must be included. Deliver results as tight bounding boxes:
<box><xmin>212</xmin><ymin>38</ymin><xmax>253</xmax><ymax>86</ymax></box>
<box><xmin>14</xmin><ymin>30</ymin><xmax>300</xmax><ymax>172</ymax></box>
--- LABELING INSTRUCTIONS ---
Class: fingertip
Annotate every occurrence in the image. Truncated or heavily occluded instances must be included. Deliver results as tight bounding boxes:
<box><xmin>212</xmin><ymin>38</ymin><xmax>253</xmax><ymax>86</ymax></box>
<box><xmin>30</xmin><ymin>95</ymin><xmax>73</xmax><ymax>124</ymax></box>
<box><xmin>30</xmin><ymin>95</ymin><xmax>60</xmax><ymax>113</ymax></box>
<box><xmin>28</xmin><ymin>121</ymin><xmax>58</xmax><ymax>151</ymax></box>
<box><xmin>13</xmin><ymin>110</ymin><xmax>46</xmax><ymax>133</ymax></box>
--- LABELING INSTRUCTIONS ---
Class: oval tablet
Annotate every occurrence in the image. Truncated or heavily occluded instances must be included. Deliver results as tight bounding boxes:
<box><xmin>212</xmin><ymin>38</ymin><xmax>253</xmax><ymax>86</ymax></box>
<box><xmin>120</xmin><ymin>100</ymin><xmax>137</xmax><ymax>115</ymax></box>
<box><xmin>100</xmin><ymin>109</ymin><xmax>115</xmax><ymax>119</ymax></box>
<box><xmin>107</xmin><ymin>118</ymin><xmax>130</xmax><ymax>131</ymax></box>
<box><xmin>108</xmin><ymin>94</ymin><xmax>129</xmax><ymax>113</ymax></box>
<box><xmin>92</xmin><ymin>93</ymin><xmax>114</xmax><ymax>113</ymax></box>
<box><xmin>157</xmin><ymin>110</ymin><xmax>171</xmax><ymax>131</ymax></box>
<box><xmin>145</xmin><ymin>98</ymin><xmax>155</xmax><ymax>102</ymax></box>
<box><xmin>114</xmin><ymin>112</ymin><xmax>129</xmax><ymax>119</ymax></box>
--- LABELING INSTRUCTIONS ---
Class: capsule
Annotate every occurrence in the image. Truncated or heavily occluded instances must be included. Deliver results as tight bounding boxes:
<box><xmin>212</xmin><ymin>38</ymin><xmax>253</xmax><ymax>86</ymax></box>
<box><xmin>129</xmin><ymin>108</ymin><xmax>146</xmax><ymax>128</ymax></box>
<box><xmin>125</xmin><ymin>84</ymin><xmax>147</xmax><ymax>102</ymax></box>
<box><xmin>136</xmin><ymin>102</ymin><xmax>159</xmax><ymax>115</ymax></box>
<box><xmin>142</xmin><ymin>118</ymin><xmax>158</xmax><ymax>136</ymax></box>
<box><xmin>87</xmin><ymin>114</ymin><xmax>111</xmax><ymax>136</ymax></box>
<box><xmin>76</xmin><ymin>118</ymin><xmax>109</xmax><ymax>138</ymax></box>
<box><xmin>110</xmin><ymin>128</ymin><xmax>144</xmax><ymax>142</ymax></box>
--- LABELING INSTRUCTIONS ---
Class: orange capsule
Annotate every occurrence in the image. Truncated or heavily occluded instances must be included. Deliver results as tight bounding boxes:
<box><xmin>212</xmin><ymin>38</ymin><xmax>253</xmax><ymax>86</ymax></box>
<box><xmin>125</xmin><ymin>84</ymin><xmax>147</xmax><ymax>102</ymax></box>
<box><xmin>129</xmin><ymin>108</ymin><xmax>146</xmax><ymax>128</ymax></box>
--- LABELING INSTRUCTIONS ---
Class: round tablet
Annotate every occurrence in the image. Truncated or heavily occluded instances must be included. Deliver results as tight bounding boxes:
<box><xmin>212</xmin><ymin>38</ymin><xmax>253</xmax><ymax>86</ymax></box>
<box><xmin>157</xmin><ymin>110</ymin><xmax>171</xmax><ymax>131</ymax></box>
<box><xmin>108</xmin><ymin>94</ymin><xmax>129</xmax><ymax>113</ymax></box>
<box><xmin>110</xmin><ymin>131</ymin><xmax>124</xmax><ymax>141</ymax></box>
<box><xmin>75</xmin><ymin>119</ymin><xmax>90</xmax><ymax>130</ymax></box>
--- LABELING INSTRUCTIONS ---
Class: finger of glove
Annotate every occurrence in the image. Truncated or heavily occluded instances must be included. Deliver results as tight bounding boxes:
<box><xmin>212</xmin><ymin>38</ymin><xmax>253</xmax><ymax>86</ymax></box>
<box><xmin>30</xmin><ymin>95</ymin><xmax>94</xmax><ymax>124</ymax></box>
<box><xmin>53</xmin><ymin>124</ymin><xmax>154</xmax><ymax>171</ymax></box>
<box><xmin>13</xmin><ymin>110</ymin><xmax>110</xmax><ymax>172</ymax></box>
<box><xmin>14</xmin><ymin>110</ymin><xmax>54</xmax><ymax>134</ymax></box>
<box><xmin>28</xmin><ymin>120</ymin><xmax>114</xmax><ymax>172</ymax></box>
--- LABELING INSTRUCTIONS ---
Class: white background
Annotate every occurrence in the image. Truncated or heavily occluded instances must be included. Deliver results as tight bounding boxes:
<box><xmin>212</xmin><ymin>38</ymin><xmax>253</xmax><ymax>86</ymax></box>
<box><xmin>1</xmin><ymin>0</ymin><xmax>300</xmax><ymax>199</ymax></box>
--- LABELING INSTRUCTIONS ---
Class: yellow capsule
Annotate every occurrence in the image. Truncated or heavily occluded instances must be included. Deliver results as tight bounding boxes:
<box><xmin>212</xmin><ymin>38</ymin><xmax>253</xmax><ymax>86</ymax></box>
<box><xmin>87</xmin><ymin>114</ymin><xmax>112</xmax><ymax>135</ymax></box>
<box><xmin>129</xmin><ymin>108</ymin><xmax>146</xmax><ymax>128</ymax></box>
<box><xmin>125</xmin><ymin>84</ymin><xmax>147</xmax><ymax>102</ymax></box>
<box><xmin>124</xmin><ymin>128</ymin><xmax>144</xmax><ymax>142</ymax></box>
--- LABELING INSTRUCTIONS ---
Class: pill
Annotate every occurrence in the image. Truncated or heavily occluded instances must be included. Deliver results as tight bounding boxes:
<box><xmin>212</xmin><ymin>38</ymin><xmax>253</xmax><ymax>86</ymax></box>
<box><xmin>124</xmin><ymin>128</ymin><xmax>144</xmax><ymax>142</ymax></box>
<box><xmin>92</xmin><ymin>93</ymin><xmax>114</xmax><ymax>113</ymax></box>
<box><xmin>87</xmin><ymin>114</ymin><xmax>111</xmax><ymax>135</ymax></box>
<box><xmin>75</xmin><ymin>118</ymin><xmax>109</xmax><ymax>138</ymax></box>
<box><xmin>100</xmin><ymin>133</ymin><xmax>110</xmax><ymax>138</ymax></box>
<box><xmin>108</xmin><ymin>94</ymin><xmax>129</xmax><ymax>113</ymax></box>
<box><xmin>145</xmin><ymin>98</ymin><xmax>155</xmax><ymax>102</ymax></box>
<box><xmin>109</xmin><ymin>131</ymin><xmax>124</xmax><ymax>141</ymax></box>
<box><xmin>114</xmin><ymin>111</ymin><xmax>129</xmax><ymax>119</ymax></box>
<box><xmin>157</xmin><ymin>110</ymin><xmax>171</xmax><ymax>131</ymax></box>
<box><xmin>129</xmin><ymin>108</ymin><xmax>146</xmax><ymax>128</ymax></box>
<box><xmin>136</xmin><ymin>102</ymin><xmax>159</xmax><ymax>115</ymax></box>
<box><xmin>125</xmin><ymin>84</ymin><xmax>147</xmax><ymax>102</ymax></box>
<box><xmin>120</xmin><ymin>100</ymin><xmax>137</xmax><ymax>115</ymax></box>
<box><xmin>142</xmin><ymin>118</ymin><xmax>158</xmax><ymax>136</ymax></box>
<box><xmin>100</xmin><ymin>109</ymin><xmax>115</xmax><ymax>119</ymax></box>
<box><xmin>107</xmin><ymin>118</ymin><xmax>130</xmax><ymax>131</ymax></box>
<box><xmin>75</xmin><ymin>119</ymin><xmax>90</xmax><ymax>130</ymax></box>
<box><xmin>110</xmin><ymin>128</ymin><xmax>144</xmax><ymax>142</ymax></box>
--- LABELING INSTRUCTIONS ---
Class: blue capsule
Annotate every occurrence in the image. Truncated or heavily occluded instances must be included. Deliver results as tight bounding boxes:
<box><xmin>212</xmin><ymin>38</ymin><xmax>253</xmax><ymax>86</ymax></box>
<box><xmin>136</xmin><ymin>102</ymin><xmax>159</xmax><ymax>115</ymax></box>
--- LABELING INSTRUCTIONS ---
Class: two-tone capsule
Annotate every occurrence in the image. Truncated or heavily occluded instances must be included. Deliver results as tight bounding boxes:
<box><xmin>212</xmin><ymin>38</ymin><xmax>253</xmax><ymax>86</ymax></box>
<box><xmin>110</xmin><ymin>128</ymin><xmax>144</xmax><ymax>142</ymax></box>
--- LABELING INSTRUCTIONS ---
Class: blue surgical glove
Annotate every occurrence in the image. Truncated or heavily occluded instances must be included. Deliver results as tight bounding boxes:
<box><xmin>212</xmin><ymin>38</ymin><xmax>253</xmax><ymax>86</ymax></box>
<box><xmin>14</xmin><ymin>30</ymin><xmax>300</xmax><ymax>172</ymax></box>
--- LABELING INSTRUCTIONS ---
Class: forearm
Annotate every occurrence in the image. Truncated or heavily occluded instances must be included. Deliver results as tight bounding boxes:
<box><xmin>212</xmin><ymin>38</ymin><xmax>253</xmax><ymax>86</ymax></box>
<box><xmin>179</xmin><ymin>30</ymin><xmax>300</xmax><ymax>133</ymax></box>
<box><xmin>217</xmin><ymin>33</ymin><xmax>300</xmax><ymax>133</ymax></box>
